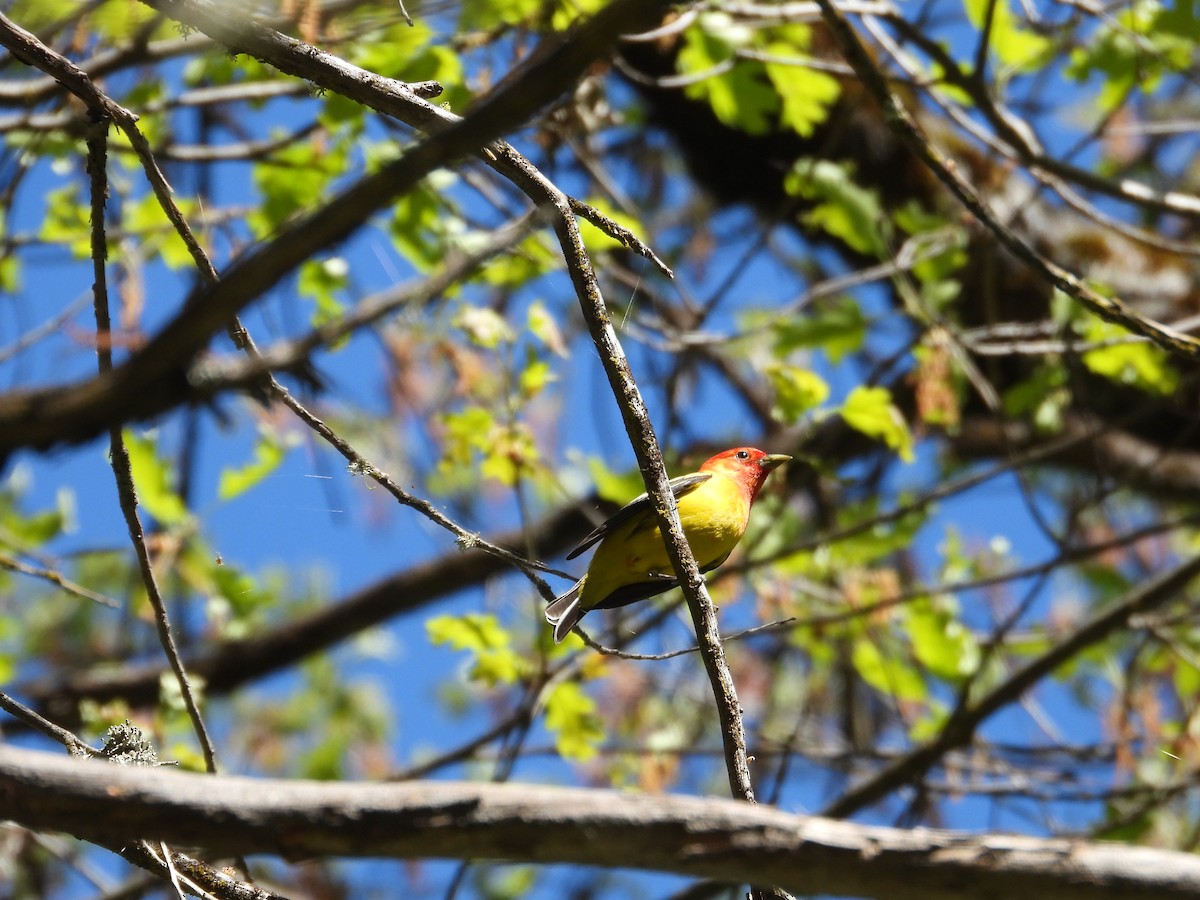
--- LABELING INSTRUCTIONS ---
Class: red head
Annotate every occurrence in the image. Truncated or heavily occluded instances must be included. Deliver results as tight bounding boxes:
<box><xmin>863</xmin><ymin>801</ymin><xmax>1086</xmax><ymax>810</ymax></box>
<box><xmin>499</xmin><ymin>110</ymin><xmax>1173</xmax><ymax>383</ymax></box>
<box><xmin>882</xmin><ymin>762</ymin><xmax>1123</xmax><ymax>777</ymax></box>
<box><xmin>699</xmin><ymin>447</ymin><xmax>791</xmax><ymax>501</ymax></box>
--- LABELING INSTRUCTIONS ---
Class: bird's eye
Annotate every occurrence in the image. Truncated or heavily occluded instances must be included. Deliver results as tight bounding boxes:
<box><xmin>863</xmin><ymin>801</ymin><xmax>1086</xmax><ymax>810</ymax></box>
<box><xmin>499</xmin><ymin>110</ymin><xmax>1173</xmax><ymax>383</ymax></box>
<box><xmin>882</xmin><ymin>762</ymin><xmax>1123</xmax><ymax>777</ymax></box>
<box><xmin>736</xmin><ymin>450</ymin><xmax>750</xmax><ymax>460</ymax></box>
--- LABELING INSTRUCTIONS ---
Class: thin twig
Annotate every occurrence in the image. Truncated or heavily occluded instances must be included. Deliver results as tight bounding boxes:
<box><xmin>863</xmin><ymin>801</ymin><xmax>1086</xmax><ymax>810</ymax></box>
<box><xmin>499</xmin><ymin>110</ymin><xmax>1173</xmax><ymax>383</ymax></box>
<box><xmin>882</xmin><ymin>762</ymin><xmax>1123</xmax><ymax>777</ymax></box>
<box><xmin>0</xmin><ymin>550</ymin><xmax>119</xmax><ymax>607</ymax></box>
<box><xmin>85</xmin><ymin>123</ymin><xmax>218</xmax><ymax>775</ymax></box>
<box><xmin>816</xmin><ymin>0</ymin><xmax>1200</xmax><ymax>360</ymax></box>
<box><xmin>821</xmin><ymin>552</ymin><xmax>1200</xmax><ymax>818</ymax></box>
<box><xmin>0</xmin><ymin>690</ymin><xmax>99</xmax><ymax>758</ymax></box>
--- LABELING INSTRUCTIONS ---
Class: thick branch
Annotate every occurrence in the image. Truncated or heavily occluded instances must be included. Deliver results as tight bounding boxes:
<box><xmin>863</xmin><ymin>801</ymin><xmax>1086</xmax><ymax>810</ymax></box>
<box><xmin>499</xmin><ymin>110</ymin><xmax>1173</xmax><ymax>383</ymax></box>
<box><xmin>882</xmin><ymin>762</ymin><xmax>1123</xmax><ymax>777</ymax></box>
<box><xmin>951</xmin><ymin>415</ymin><xmax>1200</xmax><ymax>502</ymax></box>
<box><xmin>3</xmin><ymin>745</ymin><xmax>1199</xmax><ymax>900</ymax></box>
<box><xmin>0</xmin><ymin>0</ymin><xmax>673</xmax><ymax>455</ymax></box>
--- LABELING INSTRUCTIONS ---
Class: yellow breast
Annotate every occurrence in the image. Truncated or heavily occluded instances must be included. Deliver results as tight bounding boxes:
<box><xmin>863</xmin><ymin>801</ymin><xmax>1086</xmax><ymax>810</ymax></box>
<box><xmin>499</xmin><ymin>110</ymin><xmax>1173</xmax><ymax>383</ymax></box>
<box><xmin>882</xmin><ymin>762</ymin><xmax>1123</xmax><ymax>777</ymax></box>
<box><xmin>580</xmin><ymin>472</ymin><xmax>752</xmax><ymax>608</ymax></box>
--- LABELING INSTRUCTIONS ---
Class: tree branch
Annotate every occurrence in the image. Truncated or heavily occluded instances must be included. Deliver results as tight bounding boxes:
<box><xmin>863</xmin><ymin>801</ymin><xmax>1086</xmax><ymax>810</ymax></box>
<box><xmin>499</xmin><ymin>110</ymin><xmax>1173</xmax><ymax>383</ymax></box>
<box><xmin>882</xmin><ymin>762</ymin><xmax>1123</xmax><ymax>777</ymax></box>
<box><xmin>0</xmin><ymin>0</ymin><xmax>674</xmax><ymax>455</ymax></box>
<box><xmin>822</xmin><ymin>551</ymin><xmax>1200</xmax><ymax>818</ymax></box>
<box><xmin>3</xmin><ymin>745</ymin><xmax>1200</xmax><ymax>900</ymax></box>
<box><xmin>813</xmin><ymin>0</ymin><xmax>1200</xmax><ymax>361</ymax></box>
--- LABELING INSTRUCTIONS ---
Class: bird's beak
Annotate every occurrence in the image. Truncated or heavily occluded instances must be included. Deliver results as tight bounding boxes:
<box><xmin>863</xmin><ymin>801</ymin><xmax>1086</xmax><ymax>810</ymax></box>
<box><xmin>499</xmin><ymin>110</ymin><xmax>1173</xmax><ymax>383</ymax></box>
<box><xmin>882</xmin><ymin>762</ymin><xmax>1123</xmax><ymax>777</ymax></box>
<box><xmin>758</xmin><ymin>454</ymin><xmax>791</xmax><ymax>470</ymax></box>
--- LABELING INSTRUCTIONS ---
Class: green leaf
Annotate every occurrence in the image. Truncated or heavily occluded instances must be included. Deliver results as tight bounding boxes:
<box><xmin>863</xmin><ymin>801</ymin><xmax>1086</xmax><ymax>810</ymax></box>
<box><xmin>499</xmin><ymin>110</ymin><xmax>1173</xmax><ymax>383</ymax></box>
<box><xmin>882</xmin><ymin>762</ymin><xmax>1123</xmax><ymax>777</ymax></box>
<box><xmin>544</xmin><ymin>680</ymin><xmax>606</xmax><ymax>761</ymax></box>
<box><xmin>1002</xmin><ymin>365</ymin><xmax>1069</xmax><ymax>432</ymax></box>
<box><xmin>353</xmin><ymin>22</ymin><xmax>465</xmax><ymax>96</ymax></box>
<box><xmin>1158</xmin><ymin>0</ymin><xmax>1198</xmax><ymax>35</ymax></box>
<box><xmin>766</xmin><ymin>364</ymin><xmax>830</xmax><ymax>423</ymax></box>
<box><xmin>477</xmin><ymin>234</ymin><xmax>561</xmax><ymax>288</ymax></box>
<box><xmin>249</xmin><ymin>140</ymin><xmax>344</xmax><ymax>238</ymax></box>
<box><xmin>768</xmin><ymin>61</ymin><xmax>841</xmax><ymax>137</ymax></box>
<box><xmin>527</xmin><ymin>300</ymin><xmax>568</xmax><ymax>357</ymax></box>
<box><xmin>0</xmin><ymin>255</ymin><xmax>20</xmax><ymax>293</ymax></box>
<box><xmin>1066</xmin><ymin>2</ymin><xmax>1194</xmax><ymax>110</ymax></box>
<box><xmin>785</xmin><ymin>159</ymin><xmax>886</xmax><ymax>257</ymax></box>
<box><xmin>299</xmin><ymin>257</ymin><xmax>350</xmax><ymax>347</ymax></box>
<box><xmin>828</xmin><ymin>504</ymin><xmax>926</xmax><ymax>568</ymax></box>
<box><xmin>426</xmin><ymin>613</ymin><xmax>527</xmax><ymax>686</ymax></box>
<box><xmin>1081</xmin><ymin>317</ymin><xmax>1178</xmax><ymax>395</ymax></box>
<box><xmin>906</xmin><ymin>600</ymin><xmax>980</xmax><ymax>682</ymax></box>
<box><xmin>39</xmin><ymin>184</ymin><xmax>91</xmax><ymax>258</ymax></box>
<box><xmin>577</xmin><ymin>198</ymin><xmax>645</xmax><ymax>256</ymax></box>
<box><xmin>389</xmin><ymin>181</ymin><xmax>444</xmax><ymax>271</ymax></box>
<box><xmin>7</xmin><ymin>0</ymin><xmax>77</xmax><ymax>28</ymax></box>
<box><xmin>471</xmin><ymin>645</ymin><xmax>527</xmax><ymax>687</ymax></box>
<box><xmin>122</xmin><ymin>192</ymin><xmax>198</xmax><ymax>270</ymax></box>
<box><xmin>893</xmin><ymin>206</ymin><xmax>969</xmax><ymax>303</ymax></box>
<box><xmin>427</xmin><ymin>613</ymin><xmax>508</xmax><ymax>653</ymax></box>
<box><xmin>768</xmin><ymin>297</ymin><xmax>867</xmax><ymax>363</ymax></box>
<box><xmin>459</xmin><ymin>0</ymin><xmax>544</xmax><ymax>30</ymax></box>
<box><xmin>763</xmin><ymin>26</ymin><xmax>841</xmax><ymax>137</ymax></box>
<box><xmin>1</xmin><ymin>490</ymin><xmax>72</xmax><ymax>546</ymax></box>
<box><xmin>518</xmin><ymin>356</ymin><xmax>556</xmax><ymax>400</ymax></box>
<box><xmin>962</xmin><ymin>0</ymin><xmax>1051</xmax><ymax>72</ymax></box>
<box><xmin>479</xmin><ymin>423</ymin><xmax>538</xmax><ymax>487</ymax></box>
<box><xmin>840</xmin><ymin>386</ymin><xmax>915</xmax><ymax>462</ymax></box>
<box><xmin>218</xmin><ymin>431</ymin><xmax>289</xmax><ymax>501</ymax></box>
<box><xmin>123</xmin><ymin>431</ymin><xmax>190</xmax><ymax>526</ymax></box>
<box><xmin>586</xmin><ymin>458</ymin><xmax>646</xmax><ymax>508</ymax></box>
<box><xmin>91</xmin><ymin>1</ymin><xmax>163</xmax><ymax>43</ymax></box>
<box><xmin>679</xmin><ymin>17</ymin><xmax>779</xmax><ymax>135</ymax></box>
<box><xmin>550</xmin><ymin>0</ymin><xmax>608</xmax><ymax>30</ymax></box>
<box><xmin>851</xmin><ymin>637</ymin><xmax>927</xmax><ymax>702</ymax></box>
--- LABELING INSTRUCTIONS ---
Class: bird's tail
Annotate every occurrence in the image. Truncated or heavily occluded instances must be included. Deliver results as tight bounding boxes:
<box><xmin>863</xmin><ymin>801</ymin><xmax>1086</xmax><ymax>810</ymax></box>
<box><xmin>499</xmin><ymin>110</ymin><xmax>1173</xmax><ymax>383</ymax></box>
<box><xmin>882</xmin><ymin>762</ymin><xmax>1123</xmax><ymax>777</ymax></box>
<box><xmin>545</xmin><ymin>577</ymin><xmax>586</xmax><ymax>644</ymax></box>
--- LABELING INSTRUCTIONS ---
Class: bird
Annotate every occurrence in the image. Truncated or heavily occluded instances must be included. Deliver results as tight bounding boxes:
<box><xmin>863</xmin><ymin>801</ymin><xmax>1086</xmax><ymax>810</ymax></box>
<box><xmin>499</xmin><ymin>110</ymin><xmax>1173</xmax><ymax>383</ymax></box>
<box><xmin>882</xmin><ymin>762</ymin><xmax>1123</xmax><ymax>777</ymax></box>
<box><xmin>545</xmin><ymin>447</ymin><xmax>790</xmax><ymax>643</ymax></box>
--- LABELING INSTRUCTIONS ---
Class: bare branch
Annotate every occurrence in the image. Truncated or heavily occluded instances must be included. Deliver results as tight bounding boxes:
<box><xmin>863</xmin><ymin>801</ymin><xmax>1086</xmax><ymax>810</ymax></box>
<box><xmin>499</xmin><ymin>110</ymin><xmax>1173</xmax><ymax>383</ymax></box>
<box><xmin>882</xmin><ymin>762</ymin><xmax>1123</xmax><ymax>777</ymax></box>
<box><xmin>4</xmin><ymin>745</ymin><xmax>1200</xmax><ymax>900</ymax></box>
<box><xmin>822</xmin><ymin>552</ymin><xmax>1200</xmax><ymax>818</ymax></box>
<box><xmin>85</xmin><ymin>126</ymin><xmax>218</xmax><ymax>775</ymax></box>
<box><xmin>814</xmin><ymin>0</ymin><xmax>1200</xmax><ymax>361</ymax></box>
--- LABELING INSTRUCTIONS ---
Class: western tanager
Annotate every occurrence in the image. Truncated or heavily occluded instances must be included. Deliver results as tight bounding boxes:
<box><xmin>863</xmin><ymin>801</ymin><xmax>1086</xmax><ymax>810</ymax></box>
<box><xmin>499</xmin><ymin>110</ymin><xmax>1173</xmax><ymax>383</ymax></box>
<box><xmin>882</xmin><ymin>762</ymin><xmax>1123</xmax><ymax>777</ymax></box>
<box><xmin>545</xmin><ymin>447</ymin><xmax>790</xmax><ymax>643</ymax></box>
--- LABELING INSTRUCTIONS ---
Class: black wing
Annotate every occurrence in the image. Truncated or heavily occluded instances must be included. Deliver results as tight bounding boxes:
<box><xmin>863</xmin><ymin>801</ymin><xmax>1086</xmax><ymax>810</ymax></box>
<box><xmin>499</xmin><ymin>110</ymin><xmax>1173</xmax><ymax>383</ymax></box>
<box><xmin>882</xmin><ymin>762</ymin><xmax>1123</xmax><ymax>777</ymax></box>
<box><xmin>589</xmin><ymin>550</ymin><xmax>733</xmax><ymax>611</ymax></box>
<box><xmin>566</xmin><ymin>472</ymin><xmax>711</xmax><ymax>560</ymax></box>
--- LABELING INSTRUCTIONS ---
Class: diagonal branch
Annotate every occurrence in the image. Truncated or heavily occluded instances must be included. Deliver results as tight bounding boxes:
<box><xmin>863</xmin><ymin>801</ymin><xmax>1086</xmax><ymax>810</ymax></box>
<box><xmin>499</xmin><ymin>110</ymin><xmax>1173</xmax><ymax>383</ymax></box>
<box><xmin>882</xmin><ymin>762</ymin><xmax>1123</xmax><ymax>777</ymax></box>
<box><xmin>821</xmin><ymin>551</ymin><xmax>1200</xmax><ymax>818</ymax></box>
<box><xmin>814</xmin><ymin>0</ymin><xmax>1200</xmax><ymax>361</ymax></box>
<box><xmin>0</xmin><ymin>0</ymin><xmax>674</xmax><ymax>455</ymax></box>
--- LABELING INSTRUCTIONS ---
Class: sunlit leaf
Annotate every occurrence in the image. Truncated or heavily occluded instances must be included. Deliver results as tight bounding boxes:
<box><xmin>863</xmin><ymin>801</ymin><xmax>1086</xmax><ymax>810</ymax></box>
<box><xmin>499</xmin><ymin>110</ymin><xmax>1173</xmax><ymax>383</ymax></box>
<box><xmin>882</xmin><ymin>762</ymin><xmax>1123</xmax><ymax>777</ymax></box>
<box><xmin>1081</xmin><ymin>317</ymin><xmax>1178</xmax><ymax>395</ymax></box>
<box><xmin>426</xmin><ymin>612</ymin><xmax>528</xmax><ymax>686</ymax></box>
<box><xmin>679</xmin><ymin>17</ymin><xmax>779</xmax><ymax>135</ymax></box>
<box><xmin>851</xmin><ymin>637</ymin><xmax>927</xmax><ymax>702</ymax></box>
<box><xmin>763</xmin><ymin>26</ymin><xmax>840</xmax><ymax>137</ymax></box>
<box><xmin>544</xmin><ymin>680</ymin><xmax>606</xmax><ymax>761</ymax></box>
<box><xmin>123</xmin><ymin>430</ymin><xmax>190</xmax><ymax>526</ymax></box>
<box><xmin>766</xmin><ymin>364</ymin><xmax>829</xmax><ymax>423</ymax></box>
<box><xmin>122</xmin><ymin>193</ymin><xmax>198</xmax><ymax>270</ymax></box>
<box><xmin>768</xmin><ymin>297</ymin><xmax>868</xmax><ymax>363</ymax></box>
<box><xmin>218</xmin><ymin>431</ymin><xmax>289</xmax><ymax>502</ymax></box>
<box><xmin>527</xmin><ymin>301</ymin><xmax>569</xmax><ymax>358</ymax></box>
<box><xmin>840</xmin><ymin>386</ymin><xmax>915</xmax><ymax>462</ymax></box>
<box><xmin>454</xmin><ymin>305</ymin><xmax>515</xmax><ymax>349</ymax></box>
<box><xmin>577</xmin><ymin>197</ymin><xmax>645</xmax><ymax>256</ymax></box>
<box><xmin>785</xmin><ymin>159</ymin><xmax>886</xmax><ymax>257</ymax></box>
<box><xmin>906</xmin><ymin>600</ymin><xmax>980</xmax><ymax>682</ymax></box>
<box><xmin>962</xmin><ymin>0</ymin><xmax>1051</xmax><ymax>72</ymax></box>
<box><xmin>428</xmin><ymin>612</ymin><xmax>509</xmax><ymax>653</ymax></box>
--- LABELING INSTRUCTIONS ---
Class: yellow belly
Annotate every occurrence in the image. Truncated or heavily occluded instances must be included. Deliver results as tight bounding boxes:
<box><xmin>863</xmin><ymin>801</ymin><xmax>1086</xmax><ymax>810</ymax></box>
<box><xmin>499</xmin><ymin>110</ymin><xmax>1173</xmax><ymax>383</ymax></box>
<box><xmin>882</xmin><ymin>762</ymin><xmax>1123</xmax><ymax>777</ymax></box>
<box><xmin>579</xmin><ymin>473</ymin><xmax>751</xmax><ymax>610</ymax></box>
